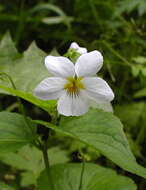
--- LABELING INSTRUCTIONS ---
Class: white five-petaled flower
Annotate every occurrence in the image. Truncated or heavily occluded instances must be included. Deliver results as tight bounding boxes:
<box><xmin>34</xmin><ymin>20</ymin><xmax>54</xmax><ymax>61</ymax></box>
<box><xmin>69</xmin><ymin>42</ymin><xmax>87</xmax><ymax>54</ymax></box>
<box><xmin>34</xmin><ymin>50</ymin><xmax>114</xmax><ymax>116</ymax></box>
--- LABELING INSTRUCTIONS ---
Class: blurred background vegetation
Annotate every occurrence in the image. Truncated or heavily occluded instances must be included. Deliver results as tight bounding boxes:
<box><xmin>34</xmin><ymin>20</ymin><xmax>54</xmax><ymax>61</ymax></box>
<box><xmin>0</xmin><ymin>0</ymin><xmax>146</xmax><ymax>189</ymax></box>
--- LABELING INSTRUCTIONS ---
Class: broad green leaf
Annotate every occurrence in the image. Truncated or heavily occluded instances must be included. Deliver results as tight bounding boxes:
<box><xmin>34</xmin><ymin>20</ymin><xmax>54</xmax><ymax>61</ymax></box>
<box><xmin>37</xmin><ymin>163</ymin><xmax>137</xmax><ymax>190</ymax></box>
<box><xmin>0</xmin><ymin>182</ymin><xmax>14</xmax><ymax>190</ymax></box>
<box><xmin>0</xmin><ymin>33</ymin><xmax>47</xmax><ymax>92</ymax></box>
<box><xmin>0</xmin><ymin>84</ymin><xmax>56</xmax><ymax>112</ymax></box>
<box><xmin>0</xmin><ymin>112</ymin><xmax>37</xmax><ymax>153</ymax></box>
<box><xmin>0</xmin><ymin>145</ymin><xmax>69</xmax><ymax>171</ymax></box>
<box><xmin>0</xmin><ymin>145</ymin><xmax>69</xmax><ymax>186</ymax></box>
<box><xmin>34</xmin><ymin>109</ymin><xmax>146</xmax><ymax>178</ymax></box>
<box><xmin>0</xmin><ymin>33</ymin><xmax>56</xmax><ymax>112</ymax></box>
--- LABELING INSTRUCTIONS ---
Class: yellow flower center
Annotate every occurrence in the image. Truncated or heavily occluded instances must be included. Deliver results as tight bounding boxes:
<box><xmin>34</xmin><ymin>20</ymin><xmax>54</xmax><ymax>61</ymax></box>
<box><xmin>64</xmin><ymin>76</ymin><xmax>85</xmax><ymax>96</ymax></box>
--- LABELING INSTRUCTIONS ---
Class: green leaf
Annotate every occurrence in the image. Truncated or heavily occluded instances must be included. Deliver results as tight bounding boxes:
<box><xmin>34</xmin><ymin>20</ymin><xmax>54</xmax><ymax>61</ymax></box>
<box><xmin>0</xmin><ymin>111</ymin><xmax>37</xmax><ymax>153</ymax></box>
<box><xmin>37</xmin><ymin>163</ymin><xmax>137</xmax><ymax>190</ymax></box>
<box><xmin>0</xmin><ymin>32</ymin><xmax>18</xmax><ymax>59</ymax></box>
<box><xmin>34</xmin><ymin>109</ymin><xmax>146</xmax><ymax>178</ymax></box>
<box><xmin>0</xmin><ymin>145</ymin><xmax>69</xmax><ymax>171</ymax></box>
<box><xmin>0</xmin><ymin>85</ymin><xmax>56</xmax><ymax>112</ymax></box>
<box><xmin>0</xmin><ymin>182</ymin><xmax>15</xmax><ymax>190</ymax></box>
<box><xmin>0</xmin><ymin>33</ymin><xmax>56</xmax><ymax>112</ymax></box>
<box><xmin>0</xmin><ymin>145</ymin><xmax>69</xmax><ymax>186</ymax></box>
<box><xmin>0</xmin><ymin>34</ymin><xmax>47</xmax><ymax>92</ymax></box>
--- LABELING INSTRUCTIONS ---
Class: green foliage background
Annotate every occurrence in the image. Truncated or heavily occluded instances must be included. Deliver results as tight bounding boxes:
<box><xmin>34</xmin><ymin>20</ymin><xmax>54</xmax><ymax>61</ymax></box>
<box><xmin>0</xmin><ymin>0</ymin><xmax>146</xmax><ymax>189</ymax></box>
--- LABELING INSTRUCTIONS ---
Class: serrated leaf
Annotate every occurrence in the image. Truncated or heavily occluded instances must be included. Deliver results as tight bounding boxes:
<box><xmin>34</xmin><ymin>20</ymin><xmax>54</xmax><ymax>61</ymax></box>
<box><xmin>0</xmin><ymin>32</ymin><xmax>18</xmax><ymax>58</ymax></box>
<box><xmin>0</xmin><ymin>112</ymin><xmax>37</xmax><ymax>153</ymax></box>
<box><xmin>0</xmin><ymin>33</ymin><xmax>56</xmax><ymax>112</ymax></box>
<box><xmin>37</xmin><ymin>163</ymin><xmax>137</xmax><ymax>190</ymax></box>
<box><xmin>34</xmin><ymin>109</ymin><xmax>146</xmax><ymax>178</ymax></box>
<box><xmin>0</xmin><ymin>39</ymin><xmax>48</xmax><ymax>92</ymax></box>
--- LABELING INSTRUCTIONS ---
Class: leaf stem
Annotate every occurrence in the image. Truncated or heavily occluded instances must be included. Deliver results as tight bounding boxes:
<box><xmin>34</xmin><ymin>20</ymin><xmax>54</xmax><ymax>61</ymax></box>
<box><xmin>0</xmin><ymin>72</ymin><xmax>23</xmax><ymax>113</ymax></box>
<box><xmin>42</xmin><ymin>142</ymin><xmax>54</xmax><ymax>190</ymax></box>
<box><xmin>78</xmin><ymin>154</ymin><xmax>85</xmax><ymax>190</ymax></box>
<box><xmin>0</xmin><ymin>72</ymin><xmax>34</xmax><ymax>135</ymax></box>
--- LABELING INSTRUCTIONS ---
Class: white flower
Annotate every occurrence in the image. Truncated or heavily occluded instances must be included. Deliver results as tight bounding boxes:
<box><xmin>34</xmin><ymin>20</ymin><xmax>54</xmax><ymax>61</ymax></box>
<box><xmin>34</xmin><ymin>50</ymin><xmax>114</xmax><ymax>116</ymax></box>
<box><xmin>69</xmin><ymin>42</ymin><xmax>87</xmax><ymax>54</ymax></box>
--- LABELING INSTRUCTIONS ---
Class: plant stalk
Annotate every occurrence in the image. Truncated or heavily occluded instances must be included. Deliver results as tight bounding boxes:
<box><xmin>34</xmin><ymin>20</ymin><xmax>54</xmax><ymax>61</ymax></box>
<box><xmin>42</xmin><ymin>142</ymin><xmax>54</xmax><ymax>190</ymax></box>
<box><xmin>78</xmin><ymin>155</ymin><xmax>85</xmax><ymax>190</ymax></box>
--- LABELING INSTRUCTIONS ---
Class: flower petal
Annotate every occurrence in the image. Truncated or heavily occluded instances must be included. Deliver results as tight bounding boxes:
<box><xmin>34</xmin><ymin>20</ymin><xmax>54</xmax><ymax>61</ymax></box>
<box><xmin>33</xmin><ymin>77</ymin><xmax>66</xmax><ymax>100</ymax></box>
<box><xmin>75</xmin><ymin>50</ymin><xmax>103</xmax><ymax>77</ymax></box>
<box><xmin>83</xmin><ymin>77</ymin><xmax>114</xmax><ymax>102</ymax></box>
<box><xmin>57</xmin><ymin>91</ymin><xmax>89</xmax><ymax>116</ymax></box>
<box><xmin>70</xmin><ymin>42</ymin><xmax>87</xmax><ymax>54</ymax></box>
<box><xmin>45</xmin><ymin>56</ymin><xmax>75</xmax><ymax>77</ymax></box>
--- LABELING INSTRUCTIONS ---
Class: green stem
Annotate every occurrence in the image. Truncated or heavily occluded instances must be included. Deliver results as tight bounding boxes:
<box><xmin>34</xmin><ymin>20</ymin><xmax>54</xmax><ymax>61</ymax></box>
<box><xmin>0</xmin><ymin>72</ymin><xmax>23</xmax><ymax>113</ymax></box>
<box><xmin>0</xmin><ymin>72</ymin><xmax>34</xmax><ymax>134</ymax></box>
<box><xmin>42</xmin><ymin>142</ymin><xmax>54</xmax><ymax>190</ymax></box>
<box><xmin>78</xmin><ymin>155</ymin><xmax>85</xmax><ymax>190</ymax></box>
<box><xmin>6</xmin><ymin>102</ymin><xmax>19</xmax><ymax>112</ymax></box>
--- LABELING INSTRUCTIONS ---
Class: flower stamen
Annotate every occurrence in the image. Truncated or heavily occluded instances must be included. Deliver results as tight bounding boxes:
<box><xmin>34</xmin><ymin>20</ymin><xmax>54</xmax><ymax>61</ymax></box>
<box><xmin>64</xmin><ymin>77</ymin><xmax>85</xmax><ymax>96</ymax></box>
